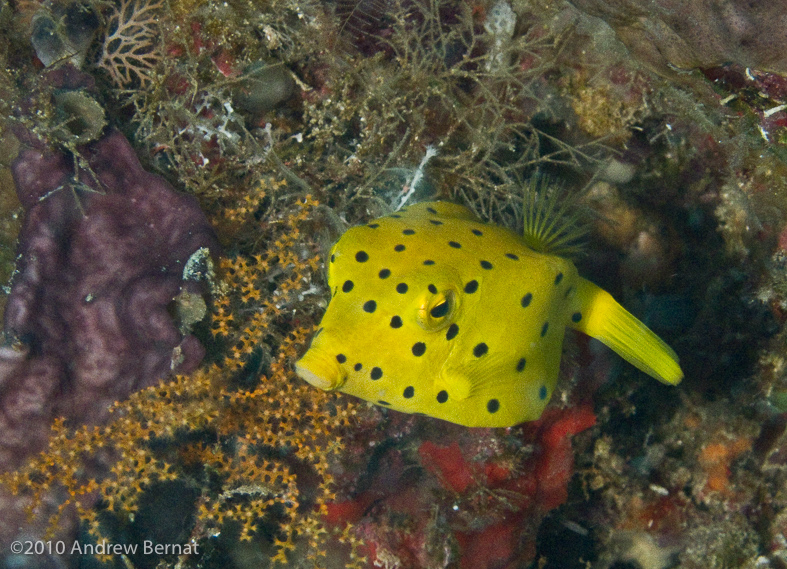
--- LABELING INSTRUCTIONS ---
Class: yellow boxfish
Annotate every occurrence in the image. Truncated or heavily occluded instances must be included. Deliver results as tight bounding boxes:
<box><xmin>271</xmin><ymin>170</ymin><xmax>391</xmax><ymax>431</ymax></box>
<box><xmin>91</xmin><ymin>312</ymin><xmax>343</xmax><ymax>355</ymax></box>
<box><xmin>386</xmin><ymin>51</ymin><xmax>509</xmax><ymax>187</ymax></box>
<box><xmin>295</xmin><ymin>201</ymin><xmax>682</xmax><ymax>427</ymax></box>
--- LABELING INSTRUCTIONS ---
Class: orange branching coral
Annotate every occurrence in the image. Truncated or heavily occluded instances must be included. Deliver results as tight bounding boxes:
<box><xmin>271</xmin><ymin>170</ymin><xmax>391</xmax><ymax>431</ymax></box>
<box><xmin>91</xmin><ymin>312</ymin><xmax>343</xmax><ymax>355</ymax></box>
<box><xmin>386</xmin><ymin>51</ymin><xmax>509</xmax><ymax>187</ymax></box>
<box><xmin>1</xmin><ymin>191</ymin><xmax>362</xmax><ymax>567</ymax></box>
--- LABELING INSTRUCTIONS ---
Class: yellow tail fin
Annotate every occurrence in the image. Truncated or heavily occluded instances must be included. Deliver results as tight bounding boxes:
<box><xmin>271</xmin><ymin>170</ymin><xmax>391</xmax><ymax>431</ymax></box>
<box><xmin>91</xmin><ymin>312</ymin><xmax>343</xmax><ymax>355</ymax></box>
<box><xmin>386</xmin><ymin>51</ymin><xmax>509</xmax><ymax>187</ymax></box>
<box><xmin>570</xmin><ymin>278</ymin><xmax>683</xmax><ymax>385</ymax></box>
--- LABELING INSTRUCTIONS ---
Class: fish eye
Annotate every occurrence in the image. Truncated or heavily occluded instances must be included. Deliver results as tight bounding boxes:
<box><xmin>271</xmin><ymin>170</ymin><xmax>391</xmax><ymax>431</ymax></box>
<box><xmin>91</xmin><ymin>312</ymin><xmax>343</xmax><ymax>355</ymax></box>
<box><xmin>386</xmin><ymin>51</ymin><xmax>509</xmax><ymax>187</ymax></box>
<box><xmin>417</xmin><ymin>289</ymin><xmax>456</xmax><ymax>331</ymax></box>
<box><xmin>430</xmin><ymin>300</ymin><xmax>450</xmax><ymax>318</ymax></box>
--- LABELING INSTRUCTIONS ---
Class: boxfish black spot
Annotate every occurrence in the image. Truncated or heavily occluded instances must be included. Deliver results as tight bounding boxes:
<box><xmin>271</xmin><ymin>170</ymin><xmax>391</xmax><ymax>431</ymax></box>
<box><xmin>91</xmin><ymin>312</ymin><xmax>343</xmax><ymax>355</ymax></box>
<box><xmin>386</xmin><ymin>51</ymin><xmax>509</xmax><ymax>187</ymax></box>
<box><xmin>564</xmin><ymin>286</ymin><xmax>573</xmax><ymax>298</ymax></box>
<box><xmin>390</xmin><ymin>315</ymin><xmax>403</xmax><ymax>328</ymax></box>
<box><xmin>379</xmin><ymin>268</ymin><xmax>391</xmax><ymax>279</ymax></box>
<box><xmin>427</xmin><ymin>207</ymin><xmax>438</xmax><ymax>214</ymax></box>
<box><xmin>330</xmin><ymin>254</ymin><xmax>335</xmax><ymax>263</ymax></box>
<box><xmin>371</xmin><ymin>367</ymin><xmax>383</xmax><ymax>380</ymax></box>
<box><xmin>539</xmin><ymin>385</ymin><xmax>547</xmax><ymax>400</ymax></box>
<box><xmin>423</xmin><ymin>260</ymin><xmax>435</xmax><ymax>265</ymax></box>
<box><xmin>336</xmin><ymin>354</ymin><xmax>346</xmax><ymax>363</ymax></box>
<box><xmin>403</xmin><ymin>386</ymin><xmax>415</xmax><ymax>398</ymax></box>
<box><xmin>464</xmin><ymin>280</ymin><xmax>478</xmax><ymax>294</ymax></box>
<box><xmin>436</xmin><ymin>390</ymin><xmax>448</xmax><ymax>403</ymax></box>
<box><xmin>521</xmin><ymin>293</ymin><xmax>532</xmax><ymax>307</ymax></box>
<box><xmin>448</xmin><ymin>241</ymin><xmax>461</xmax><ymax>248</ymax></box>
<box><xmin>572</xmin><ymin>312</ymin><xmax>582</xmax><ymax>322</ymax></box>
<box><xmin>473</xmin><ymin>343</ymin><xmax>488</xmax><ymax>357</ymax></box>
<box><xmin>541</xmin><ymin>322</ymin><xmax>549</xmax><ymax>336</ymax></box>
<box><xmin>342</xmin><ymin>280</ymin><xmax>354</xmax><ymax>292</ymax></box>
<box><xmin>516</xmin><ymin>358</ymin><xmax>526</xmax><ymax>372</ymax></box>
<box><xmin>480</xmin><ymin>260</ymin><xmax>493</xmax><ymax>269</ymax></box>
<box><xmin>505</xmin><ymin>253</ymin><xmax>519</xmax><ymax>260</ymax></box>
<box><xmin>429</xmin><ymin>219</ymin><xmax>443</xmax><ymax>225</ymax></box>
<box><xmin>446</xmin><ymin>323</ymin><xmax>459</xmax><ymax>340</ymax></box>
<box><xmin>487</xmin><ymin>399</ymin><xmax>500</xmax><ymax>413</ymax></box>
<box><xmin>555</xmin><ymin>272</ymin><xmax>563</xmax><ymax>285</ymax></box>
<box><xmin>354</xmin><ymin>363</ymin><xmax>362</xmax><ymax>371</ymax></box>
<box><xmin>471</xmin><ymin>229</ymin><xmax>483</xmax><ymax>236</ymax></box>
<box><xmin>356</xmin><ymin>251</ymin><xmax>369</xmax><ymax>262</ymax></box>
<box><xmin>394</xmin><ymin>244</ymin><xmax>405</xmax><ymax>252</ymax></box>
<box><xmin>363</xmin><ymin>300</ymin><xmax>377</xmax><ymax>313</ymax></box>
<box><xmin>391</xmin><ymin>214</ymin><xmax>401</xmax><ymax>218</ymax></box>
<box><xmin>396</xmin><ymin>283</ymin><xmax>408</xmax><ymax>294</ymax></box>
<box><xmin>403</xmin><ymin>229</ymin><xmax>415</xmax><ymax>235</ymax></box>
<box><xmin>378</xmin><ymin>400</ymin><xmax>391</xmax><ymax>406</ymax></box>
<box><xmin>428</xmin><ymin>284</ymin><xmax>438</xmax><ymax>294</ymax></box>
<box><xmin>368</xmin><ymin>223</ymin><xmax>380</xmax><ymax>228</ymax></box>
<box><xmin>412</xmin><ymin>342</ymin><xmax>426</xmax><ymax>356</ymax></box>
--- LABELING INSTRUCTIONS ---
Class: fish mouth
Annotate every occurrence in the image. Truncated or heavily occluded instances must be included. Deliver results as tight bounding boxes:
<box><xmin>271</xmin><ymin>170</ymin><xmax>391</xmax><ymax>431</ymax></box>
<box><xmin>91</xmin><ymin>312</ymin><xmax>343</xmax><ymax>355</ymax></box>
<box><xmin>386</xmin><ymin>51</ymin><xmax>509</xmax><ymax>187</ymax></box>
<box><xmin>295</xmin><ymin>349</ymin><xmax>346</xmax><ymax>391</ymax></box>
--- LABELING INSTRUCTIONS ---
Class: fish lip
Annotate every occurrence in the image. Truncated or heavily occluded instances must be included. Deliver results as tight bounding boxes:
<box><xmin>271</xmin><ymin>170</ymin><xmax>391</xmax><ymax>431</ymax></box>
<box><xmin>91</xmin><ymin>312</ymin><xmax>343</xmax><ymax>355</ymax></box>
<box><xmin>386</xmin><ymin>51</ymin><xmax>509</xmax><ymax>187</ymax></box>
<box><xmin>295</xmin><ymin>350</ymin><xmax>346</xmax><ymax>391</ymax></box>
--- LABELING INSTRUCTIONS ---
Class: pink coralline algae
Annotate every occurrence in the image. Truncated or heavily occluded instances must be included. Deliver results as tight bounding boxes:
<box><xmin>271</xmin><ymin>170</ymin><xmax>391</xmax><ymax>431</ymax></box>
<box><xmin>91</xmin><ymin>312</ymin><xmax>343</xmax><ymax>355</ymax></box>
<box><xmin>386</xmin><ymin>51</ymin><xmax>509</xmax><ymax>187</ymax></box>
<box><xmin>1</xmin><ymin>129</ymin><xmax>218</xmax><ymax>475</ymax></box>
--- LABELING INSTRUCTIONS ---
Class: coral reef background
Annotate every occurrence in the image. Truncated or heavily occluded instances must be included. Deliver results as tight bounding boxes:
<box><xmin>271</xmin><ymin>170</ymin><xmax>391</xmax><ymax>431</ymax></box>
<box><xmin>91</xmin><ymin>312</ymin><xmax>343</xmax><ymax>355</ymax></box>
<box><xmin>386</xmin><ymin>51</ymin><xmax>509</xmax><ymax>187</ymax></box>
<box><xmin>1</xmin><ymin>0</ymin><xmax>787</xmax><ymax>568</ymax></box>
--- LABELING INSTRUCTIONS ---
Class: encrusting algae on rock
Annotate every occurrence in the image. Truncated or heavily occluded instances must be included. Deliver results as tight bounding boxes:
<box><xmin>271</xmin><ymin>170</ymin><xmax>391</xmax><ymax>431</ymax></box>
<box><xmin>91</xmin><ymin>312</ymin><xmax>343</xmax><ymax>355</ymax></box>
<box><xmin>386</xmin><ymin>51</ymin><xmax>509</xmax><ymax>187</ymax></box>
<box><xmin>296</xmin><ymin>198</ymin><xmax>683</xmax><ymax>427</ymax></box>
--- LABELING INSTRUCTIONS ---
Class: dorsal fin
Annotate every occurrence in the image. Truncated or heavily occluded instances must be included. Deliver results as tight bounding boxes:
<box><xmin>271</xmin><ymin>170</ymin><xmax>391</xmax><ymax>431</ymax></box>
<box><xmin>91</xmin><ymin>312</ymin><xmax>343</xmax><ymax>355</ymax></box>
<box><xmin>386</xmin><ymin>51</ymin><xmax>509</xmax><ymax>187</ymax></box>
<box><xmin>521</xmin><ymin>176</ymin><xmax>587</xmax><ymax>258</ymax></box>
